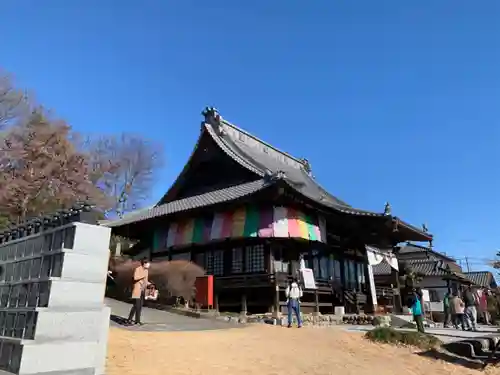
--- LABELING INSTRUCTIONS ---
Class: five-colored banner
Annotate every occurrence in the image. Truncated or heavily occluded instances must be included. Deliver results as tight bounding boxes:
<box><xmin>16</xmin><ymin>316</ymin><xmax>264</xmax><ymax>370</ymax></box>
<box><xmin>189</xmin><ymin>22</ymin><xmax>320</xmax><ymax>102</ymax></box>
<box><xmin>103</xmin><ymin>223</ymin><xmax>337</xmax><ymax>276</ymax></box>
<box><xmin>153</xmin><ymin>206</ymin><xmax>327</xmax><ymax>251</ymax></box>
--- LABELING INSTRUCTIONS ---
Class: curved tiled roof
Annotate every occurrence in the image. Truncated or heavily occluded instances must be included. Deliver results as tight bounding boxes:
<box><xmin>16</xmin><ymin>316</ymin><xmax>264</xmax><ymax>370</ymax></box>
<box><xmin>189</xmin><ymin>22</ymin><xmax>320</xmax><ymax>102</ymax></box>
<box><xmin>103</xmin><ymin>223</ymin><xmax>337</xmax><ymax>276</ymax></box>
<box><xmin>464</xmin><ymin>271</ymin><xmax>497</xmax><ymax>288</ymax></box>
<box><xmin>215</xmin><ymin>119</ymin><xmax>351</xmax><ymax>208</ymax></box>
<box><xmin>114</xmin><ymin>108</ymin><xmax>432</xmax><ymax>240</ymax></box>
<box><xmin>397</xmin><ymin>243</ymin><xmax>456</xmax><ymax>262</ymax></box>
<box><xmin>372</xmin><ymin>261</ymin><xmax>393</xmax><ymax>276</ymax></box>
<box><xmin>208</xmin><ymin>114</ymin><xmax>433</xmax><ymax>238</ymax></box>
<box><xmin>104</xmin><ymin>179</ymin><xmax>271</xmax><ymax>228</ymax></box>
<box><xmin>208</xmin><ymin>116</ymin><xmax>398</xmax><ymax>218</ymax></box>
<box><xmin>373</xmin><ymin>258</ymin><xmax>463</xmax><ymax>277</ymax></box>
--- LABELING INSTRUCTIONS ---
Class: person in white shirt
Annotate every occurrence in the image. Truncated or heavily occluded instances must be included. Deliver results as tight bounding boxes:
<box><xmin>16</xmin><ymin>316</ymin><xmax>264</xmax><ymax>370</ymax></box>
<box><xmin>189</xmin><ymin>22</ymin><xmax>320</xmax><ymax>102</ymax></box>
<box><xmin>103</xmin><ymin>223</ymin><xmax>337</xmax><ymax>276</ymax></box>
<box><xmin>285</xmin><ymin>277</ymin><xmax>303</xmax><ymax>328</ymax></box>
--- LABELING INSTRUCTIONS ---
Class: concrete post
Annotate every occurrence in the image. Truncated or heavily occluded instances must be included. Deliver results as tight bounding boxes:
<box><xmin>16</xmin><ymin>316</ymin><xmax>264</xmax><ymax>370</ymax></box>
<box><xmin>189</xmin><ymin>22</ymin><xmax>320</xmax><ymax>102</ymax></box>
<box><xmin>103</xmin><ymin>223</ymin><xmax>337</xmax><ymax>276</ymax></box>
<box><xmin>0</xmin><ymin>220</ymin><xmax>111</xmax><ymax>375</ymax></box>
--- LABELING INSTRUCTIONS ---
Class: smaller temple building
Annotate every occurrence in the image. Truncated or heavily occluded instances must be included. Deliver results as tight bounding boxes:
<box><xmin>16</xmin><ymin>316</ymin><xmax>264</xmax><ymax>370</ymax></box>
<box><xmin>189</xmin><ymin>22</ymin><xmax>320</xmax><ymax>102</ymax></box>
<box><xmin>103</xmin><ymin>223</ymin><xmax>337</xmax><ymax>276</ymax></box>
<box><xmin>464</xmin><ymin>271</ymin><xmax>498</xmax><ymax>290</ymax></box>
<box><xmin>373</xmin><ymin>243</ymin><xmax>475</xmax><ymax>313</ymax></box>
<box><xmin>106</xmin><ymin>108</ymin><xmax>432</xmax><ymax>315</ymax></box>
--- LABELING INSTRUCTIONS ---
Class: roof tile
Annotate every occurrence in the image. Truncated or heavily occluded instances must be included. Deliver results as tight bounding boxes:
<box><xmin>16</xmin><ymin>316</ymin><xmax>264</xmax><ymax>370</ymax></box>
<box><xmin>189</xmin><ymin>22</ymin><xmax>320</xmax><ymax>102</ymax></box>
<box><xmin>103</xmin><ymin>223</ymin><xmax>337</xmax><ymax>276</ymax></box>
<box><xmin>464</xmin><ymin>271</ymin><xmax>495</xmax><ymax>288</ymax></box>
<box><xmin>104</xmin><ymin>179</ymin><xmax>270</xmax><ymax>228</ymax></box>
<box><xmin>373</xmin><ymin>259</ymin><xmax>463</xmax><ymax>277</ymax></box>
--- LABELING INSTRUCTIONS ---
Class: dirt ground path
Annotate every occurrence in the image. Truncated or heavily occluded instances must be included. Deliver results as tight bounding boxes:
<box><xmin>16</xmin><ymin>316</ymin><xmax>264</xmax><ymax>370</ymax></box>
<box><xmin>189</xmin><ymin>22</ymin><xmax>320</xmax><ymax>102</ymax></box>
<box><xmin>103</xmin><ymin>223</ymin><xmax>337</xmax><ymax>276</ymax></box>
<box><xmin>106</xmin><ymin>325</ymin><xmax>500</xmax><ymax>375</ymax></box>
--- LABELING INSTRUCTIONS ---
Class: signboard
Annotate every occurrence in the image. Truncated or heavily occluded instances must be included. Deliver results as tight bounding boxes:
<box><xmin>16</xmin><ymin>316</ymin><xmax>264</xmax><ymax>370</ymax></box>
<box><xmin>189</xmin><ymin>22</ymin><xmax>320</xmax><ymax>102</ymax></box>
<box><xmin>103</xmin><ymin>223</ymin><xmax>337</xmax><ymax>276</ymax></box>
<box><xmin>422</xmin><ymin>289</ymin><xmax>430</xmax><ymax>302</ymax></box>
<box><xmin>421</xmin><ymin>289</ymin><xmax>432</xmax><ymax>319</ymax></box>
<box><xmin>300</xmin><ymin>268</ymin><xmax>317</xmax><ymax>289</ymax></box>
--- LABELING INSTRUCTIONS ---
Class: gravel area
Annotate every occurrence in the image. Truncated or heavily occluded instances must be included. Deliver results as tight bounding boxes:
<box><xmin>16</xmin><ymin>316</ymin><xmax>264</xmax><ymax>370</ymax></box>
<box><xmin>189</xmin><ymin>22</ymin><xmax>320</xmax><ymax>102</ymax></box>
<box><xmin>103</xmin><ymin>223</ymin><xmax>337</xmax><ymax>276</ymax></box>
<box><xmin>106</xmin><ymin>325</ymin><xmax>500</xmax><ymax>375</ymax></box>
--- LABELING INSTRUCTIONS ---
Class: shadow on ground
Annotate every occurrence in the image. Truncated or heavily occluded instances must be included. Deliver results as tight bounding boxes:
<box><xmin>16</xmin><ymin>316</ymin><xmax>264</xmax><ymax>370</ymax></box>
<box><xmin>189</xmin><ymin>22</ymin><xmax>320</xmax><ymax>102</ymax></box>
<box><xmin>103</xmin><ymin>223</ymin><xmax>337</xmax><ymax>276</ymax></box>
<box><xmin>417</xmin><ymin>349</ymin><xmax>490</xmax><ymax>371</ymax></box>
<box><xmin>110</xmin><ymin>314</ymin><xmax>130</xmax><ymax>326</ymax></box>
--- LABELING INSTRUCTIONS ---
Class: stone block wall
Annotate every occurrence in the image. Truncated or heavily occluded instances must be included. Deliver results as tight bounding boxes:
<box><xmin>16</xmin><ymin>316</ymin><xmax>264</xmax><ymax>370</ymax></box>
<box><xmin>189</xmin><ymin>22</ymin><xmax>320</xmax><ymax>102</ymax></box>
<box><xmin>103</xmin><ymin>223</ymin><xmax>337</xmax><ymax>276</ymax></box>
<box><xmin>0</xmin><ymin>221</ymin><xmax>111</xmax><ymax>375</ymax></box>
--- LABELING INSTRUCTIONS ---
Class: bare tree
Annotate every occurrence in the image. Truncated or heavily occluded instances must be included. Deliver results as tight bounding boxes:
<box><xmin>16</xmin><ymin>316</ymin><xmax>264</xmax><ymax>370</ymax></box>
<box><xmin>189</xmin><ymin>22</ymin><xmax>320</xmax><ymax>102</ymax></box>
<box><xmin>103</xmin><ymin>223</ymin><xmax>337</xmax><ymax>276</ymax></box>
<box><xmin>0</xmin><ymin>108</ymin><xmax>110</xmax><ymax>222</ymax></box>
<box><xmin>491</xmin><ymin>251</ymin><xmax>500</xmax><ymax>270</ymax></box>
<box><xmin>0</xmin><ymin>72</ymin><xmax>29</xmax><ymax>130</ymax></box>
<box><xmin>86</xmin><ymin>133</ymin><xmax>164</xmax><ymax>217</ymax></box>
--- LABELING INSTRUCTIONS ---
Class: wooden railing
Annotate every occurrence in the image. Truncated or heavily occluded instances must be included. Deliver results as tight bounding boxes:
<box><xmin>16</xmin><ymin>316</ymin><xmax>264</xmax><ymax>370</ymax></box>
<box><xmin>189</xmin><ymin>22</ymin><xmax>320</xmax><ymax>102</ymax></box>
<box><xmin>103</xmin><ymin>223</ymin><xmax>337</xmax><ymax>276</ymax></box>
<box><xmin>214</xmin><ymin>273</ymin><xmax>272</xmax><ymax>289</ymax></box>
<box><xmin>376</xmin><ymin>287</ymin><xmax>395</xmax><ymax>298</ymax></box>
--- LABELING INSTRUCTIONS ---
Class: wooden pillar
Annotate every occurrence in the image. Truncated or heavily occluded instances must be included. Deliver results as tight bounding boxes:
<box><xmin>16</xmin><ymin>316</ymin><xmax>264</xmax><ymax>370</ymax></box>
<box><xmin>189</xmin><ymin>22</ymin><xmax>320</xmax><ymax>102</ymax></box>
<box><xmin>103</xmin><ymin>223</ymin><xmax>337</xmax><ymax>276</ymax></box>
<box><xmin>391</xmin><ymin>267</ymin><xmax>402</xmax><ymax>314</ymax></box>
<box><xmin>339</xmin><ymin>254</ymin><xmax>346</xmax><ymax>288</ymax></box>
<box><xmin>330</xmin><ymin>278</ymin><xmax>336</xmax><ymax>314</ymax></box>
<box><xmin>363</xmin><ymin>264</ymin><xmax>374</xmax><ymax>314</ymax></box>
<box><xmin>115</xmin><ymin>242</ymin><xmax>122</xmax><ymax>257</ymax></box>
<box><xmin>314</xmin><ymin>289</ymin><xmax>320</xmax><ymax>315</ymax></box>
<box><xmin>241</xmin><ymin>292</ymin><xmax>247</xmax><ymax>316</ymax></box>
<box><xmin>214</xmin><ymin>292</ymin><xmax>219</xmax><ymax>312</ymax></box>
<box><xmin>273</xmin><ymin>272</ymin><xmax>280</xmax><ymax>318</ymax></box>
<box><xmin>267</xmin><ymin>242</ymin><xmax>273</xmax><ymax>274</ymax></box>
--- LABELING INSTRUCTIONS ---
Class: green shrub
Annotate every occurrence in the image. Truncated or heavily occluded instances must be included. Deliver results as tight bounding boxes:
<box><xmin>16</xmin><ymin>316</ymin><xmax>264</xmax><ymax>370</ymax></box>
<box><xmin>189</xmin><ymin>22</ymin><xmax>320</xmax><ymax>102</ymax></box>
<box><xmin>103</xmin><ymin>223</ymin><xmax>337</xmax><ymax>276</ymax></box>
<box><xmin>365</xmin><ymin>327</ymin><xmax>442</xmax><ymax>350</ymax></box>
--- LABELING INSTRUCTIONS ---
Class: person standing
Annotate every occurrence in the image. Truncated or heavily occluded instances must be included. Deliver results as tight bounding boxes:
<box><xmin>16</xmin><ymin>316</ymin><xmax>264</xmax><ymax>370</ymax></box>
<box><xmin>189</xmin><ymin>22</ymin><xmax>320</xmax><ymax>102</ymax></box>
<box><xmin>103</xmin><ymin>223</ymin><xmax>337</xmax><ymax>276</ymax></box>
<box><xmin>411</xmin><ymin>289</ymin><xmax>425</xmax><ymax>333</ymax></box>
<box><xmin>443</xmin><ymin>291</ymin><xmax>452</xmax><ymax>328</ymax></box>
<box><xmin>463</xmin><ymin>285</ymin><xmax>478</xmax><ymax>331</ymax></box>
<box><xmin>450</xmin><ymin>292</ymin><xmax>466</xmax><ymax>330</ymax></box>
<box><xmin>127</xmin><ymin>258</ymin><xmax>150</xmax><ymax>325</ymax></box>
<box><xmin>285</xmin><ymin>277</ymin><xmax>303</xmax><ymax>328</ymax></box>
<box><xmin>487</xmin><ymin>291</ymin><xmax>498</xmax><ymax>323</ymax></box>
<box><xmin>479</xmin><ymin>288</ymin><xmax>490</xmax><ymax>325</ymax></box>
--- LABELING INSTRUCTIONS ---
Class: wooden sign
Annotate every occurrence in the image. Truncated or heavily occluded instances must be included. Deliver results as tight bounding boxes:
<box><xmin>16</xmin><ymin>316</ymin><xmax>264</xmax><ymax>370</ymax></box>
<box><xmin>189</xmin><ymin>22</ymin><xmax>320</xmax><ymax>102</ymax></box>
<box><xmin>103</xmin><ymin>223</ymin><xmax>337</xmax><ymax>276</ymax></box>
<box><xmin>300</xmin><ymin>268</ymin><xmax>317</xmax><ymax>289</ymax></box>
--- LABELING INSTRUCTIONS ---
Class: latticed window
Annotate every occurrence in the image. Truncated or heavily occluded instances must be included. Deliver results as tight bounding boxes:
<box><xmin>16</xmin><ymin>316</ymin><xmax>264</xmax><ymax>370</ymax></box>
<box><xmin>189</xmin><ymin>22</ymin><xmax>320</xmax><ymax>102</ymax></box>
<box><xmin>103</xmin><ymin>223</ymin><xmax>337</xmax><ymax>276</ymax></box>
<box><xmin>272</xmin><ymin>246</ymin><xmax>289</xmax><ymax>273</ymax></box>
<box><xmin>193</xmin><ymin>252</ymin><xmax>205</xmax><ymax>269</ymax></box>
<box><xmin>212</xmin><ymin>250</ymin><xmax>224</xmax><ymax>276</ymax></box>
<box><xmin>245</xmin><ymin>245</ymin><xmax>265</xmax><ymax>272</ymax></box>
<box><xmin>231</xmin><ymin>248</ymin><xmax>243</xmax><ymax>274</ymax></box>
<box><xmin>206</xmin><ymin>250</ymin><xmax>224</xmax><ymax>276</ymax></box>
<box><xmin>206</xmin><ymin>252</ymin><xmax>214</xmax><ymax>274</ymax></box>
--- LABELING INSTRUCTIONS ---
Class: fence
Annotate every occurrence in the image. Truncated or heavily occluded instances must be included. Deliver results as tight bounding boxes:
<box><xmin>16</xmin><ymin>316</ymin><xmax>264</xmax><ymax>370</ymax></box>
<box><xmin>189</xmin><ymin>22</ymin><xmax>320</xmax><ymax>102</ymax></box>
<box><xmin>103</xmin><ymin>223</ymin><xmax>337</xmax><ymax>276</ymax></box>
<box><xmin>0</xmin><ymin>204</ymin><xmax>111</xmax><ymax>375</ymax></box>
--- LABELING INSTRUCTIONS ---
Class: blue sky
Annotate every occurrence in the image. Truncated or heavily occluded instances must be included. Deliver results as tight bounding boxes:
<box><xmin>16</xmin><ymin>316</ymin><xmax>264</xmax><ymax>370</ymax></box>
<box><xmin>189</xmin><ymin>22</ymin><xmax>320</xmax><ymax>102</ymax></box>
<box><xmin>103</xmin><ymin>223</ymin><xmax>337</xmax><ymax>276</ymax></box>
<box><xmin>1</xmin><ymin>1</ymin><xmax>499</xmax><ymax>270</ymax></box>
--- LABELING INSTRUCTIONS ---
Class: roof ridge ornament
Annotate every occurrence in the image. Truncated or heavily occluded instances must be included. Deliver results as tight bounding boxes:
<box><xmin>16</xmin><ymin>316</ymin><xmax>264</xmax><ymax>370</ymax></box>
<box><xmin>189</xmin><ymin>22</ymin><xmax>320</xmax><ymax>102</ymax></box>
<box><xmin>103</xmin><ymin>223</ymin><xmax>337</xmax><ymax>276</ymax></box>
<box><xmin>202</xmin><ymin>106</ymin><xmax>222</xmax><ymax>128</ymax></box>
<box><xmin>299</xmin><ymin>158</ymin><xmax>313</xmax><ymax>176</ymax></box>
<box><xmin>264</xmin><ymin>169</ymin><xmax>287</xmax><ymax>183</ymax></box>
<box><xmin>383</xmin><ymin>202</ymin><xmax>391</xmax><ymax>216</ymax></box>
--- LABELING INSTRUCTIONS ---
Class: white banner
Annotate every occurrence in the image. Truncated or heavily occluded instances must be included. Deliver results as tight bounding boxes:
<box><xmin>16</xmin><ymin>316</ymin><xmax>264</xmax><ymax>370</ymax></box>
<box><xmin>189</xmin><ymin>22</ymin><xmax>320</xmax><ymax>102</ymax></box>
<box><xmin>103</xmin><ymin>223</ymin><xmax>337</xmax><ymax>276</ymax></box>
<box><xmin>366</xmin><ymin>246</ymin><xmax>399</xmax><ymax>309</ymax></box>
<box><xmin>366</xmin><ymin>245</ymin><xmax>398</xmax><ymax>271</ymax></box>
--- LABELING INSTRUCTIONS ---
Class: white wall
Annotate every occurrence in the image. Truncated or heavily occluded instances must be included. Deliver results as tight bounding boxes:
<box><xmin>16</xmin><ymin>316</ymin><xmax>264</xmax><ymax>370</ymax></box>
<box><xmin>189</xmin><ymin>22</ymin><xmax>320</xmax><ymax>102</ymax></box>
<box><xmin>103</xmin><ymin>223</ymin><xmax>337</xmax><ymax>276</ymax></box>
<box><xmin>418</xmin><ymin>276</ymin><xmax>447</xmax><ymax>289</ymax></box>
<box><xmin>418</xmin><ymin>276</ymin><xmax>450</xmax><ymax>312</ymax></box>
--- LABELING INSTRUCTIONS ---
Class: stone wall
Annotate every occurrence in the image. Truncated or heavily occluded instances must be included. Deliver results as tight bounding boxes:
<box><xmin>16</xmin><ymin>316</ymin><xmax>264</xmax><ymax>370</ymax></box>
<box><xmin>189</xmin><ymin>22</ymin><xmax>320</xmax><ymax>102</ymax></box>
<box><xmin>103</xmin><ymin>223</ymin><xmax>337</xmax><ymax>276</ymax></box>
<box><xmin>0</xmin><ymin>221</ymin><xmax>111</xmax><ymax>375</ymax></box>
<box><xmin>215</xmin><ymin>312</ymin><xmax>375</xmax><ymax>327</ymax></box>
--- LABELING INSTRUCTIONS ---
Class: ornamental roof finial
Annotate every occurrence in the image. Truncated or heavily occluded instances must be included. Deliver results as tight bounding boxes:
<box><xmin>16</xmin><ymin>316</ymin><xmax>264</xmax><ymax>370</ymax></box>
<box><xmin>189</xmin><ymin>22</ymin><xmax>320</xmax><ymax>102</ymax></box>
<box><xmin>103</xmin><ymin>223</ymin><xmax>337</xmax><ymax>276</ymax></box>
<box><xmin>300</xmin><ymin>158</ymin><xmax>312</xmax><ymax>176</ymax></box>
<box><xmin>383</xmin><ymin>202</ymin><xmax>391</xmax><ymax>216</ymax></box>
<box><xmin>201</xmin><ymin>106</ymin><xmax>221</xmax><ymax>126</ymax></box>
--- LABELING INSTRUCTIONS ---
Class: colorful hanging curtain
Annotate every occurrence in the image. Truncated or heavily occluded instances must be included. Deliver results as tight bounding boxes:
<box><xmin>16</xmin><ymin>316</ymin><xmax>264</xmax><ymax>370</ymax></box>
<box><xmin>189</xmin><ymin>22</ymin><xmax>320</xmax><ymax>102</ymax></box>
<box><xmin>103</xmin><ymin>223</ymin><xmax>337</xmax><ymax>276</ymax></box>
<box><xmin>164</xmin><ymin>206</ymin><xmax>327</xmax><ymax>248</ymax></box>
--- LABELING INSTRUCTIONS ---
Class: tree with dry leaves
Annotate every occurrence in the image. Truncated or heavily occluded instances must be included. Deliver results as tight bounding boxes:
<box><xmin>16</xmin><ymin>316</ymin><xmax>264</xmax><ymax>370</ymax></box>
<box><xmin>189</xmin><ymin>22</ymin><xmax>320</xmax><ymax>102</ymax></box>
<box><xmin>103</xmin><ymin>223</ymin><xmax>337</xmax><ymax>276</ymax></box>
<box><xmin>150</xmin><ymin>260</ymin><xmax>205</xmax><ymax>305</ymax></box>
<box><xmin>0</xmin><ymin>108</ymin><xmax>110</xmax><ymax>223</ymax></box>
<box><xmin>85</xmin><ymin>133</ymin><xmax>164</xmax><ymax>218</ymax></box>
<box><xmin>109</xmin><ymin>258</ymin><xmax>205</xmax><ymax>306</ymax></box>
<box><xmin>0</xmin><ymin>72</ymin><xmax>29</xmax><ymax>130</ymax></box>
